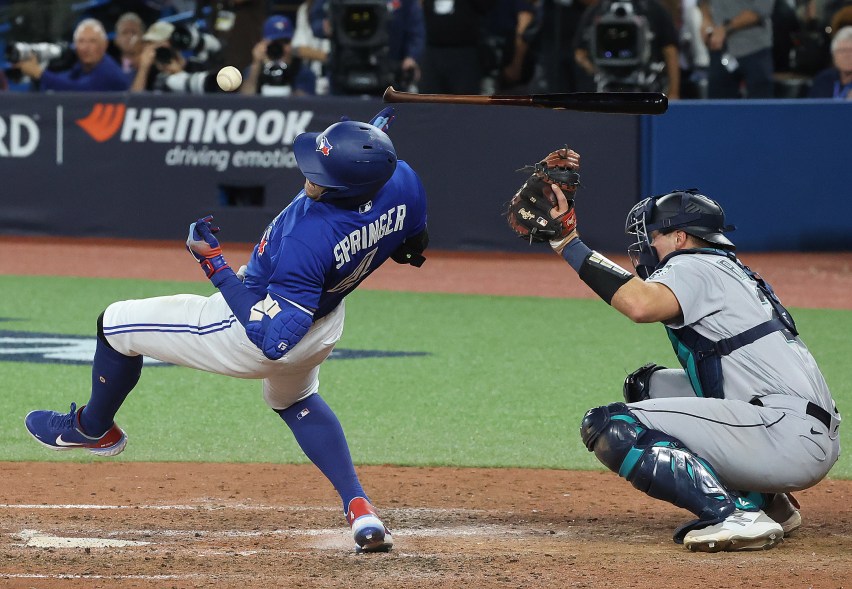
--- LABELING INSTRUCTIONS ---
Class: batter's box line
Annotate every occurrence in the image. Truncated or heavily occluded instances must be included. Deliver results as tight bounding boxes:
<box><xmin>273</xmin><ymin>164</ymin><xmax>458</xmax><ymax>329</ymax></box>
<box><xmin>0</xmin><ymin>503</ymin><xmax>487</xmax><ymax>516</ymax></box>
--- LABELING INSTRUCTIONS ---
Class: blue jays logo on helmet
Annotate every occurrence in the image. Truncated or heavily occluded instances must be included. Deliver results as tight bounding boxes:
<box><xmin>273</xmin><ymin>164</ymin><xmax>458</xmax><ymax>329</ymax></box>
<box><xmin>317</xmin><ymin>135</ymin><xmax>333</xmax><ymax>157</ymax></box>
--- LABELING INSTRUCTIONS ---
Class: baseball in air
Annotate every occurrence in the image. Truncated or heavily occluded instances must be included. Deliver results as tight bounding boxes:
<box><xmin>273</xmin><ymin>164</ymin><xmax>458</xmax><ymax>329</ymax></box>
<box><xmin>216</xmin><ymin>66</ymin><xmax>242</xmax><ymax>92</ymax></box>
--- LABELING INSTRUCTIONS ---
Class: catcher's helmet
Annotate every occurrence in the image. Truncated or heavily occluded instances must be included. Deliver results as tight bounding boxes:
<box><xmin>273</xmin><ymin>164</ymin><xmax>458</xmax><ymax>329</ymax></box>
<box><xmin>625</xmin><ymin>189</ymin><xmax>736</xmax><ymax>279</ymax></box>
<box><xmin>293</xmin><ymin>120</ymin><xmax>397</xmax><ymax>201</ymax></box>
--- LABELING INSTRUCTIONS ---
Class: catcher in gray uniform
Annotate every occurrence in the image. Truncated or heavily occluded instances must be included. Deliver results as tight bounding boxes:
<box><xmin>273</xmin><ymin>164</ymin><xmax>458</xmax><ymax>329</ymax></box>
<box><xmin>507</xmin><ymin>148</ymin><xmax>841</xmax><ymax>552</ymax></box>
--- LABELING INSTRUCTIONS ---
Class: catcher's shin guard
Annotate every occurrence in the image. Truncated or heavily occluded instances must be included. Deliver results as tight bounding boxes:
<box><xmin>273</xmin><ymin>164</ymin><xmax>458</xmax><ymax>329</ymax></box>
<box><xmin>580</xmin><ymin>403</ymin><xmax>742</xmax><ymax>542</ymax></box>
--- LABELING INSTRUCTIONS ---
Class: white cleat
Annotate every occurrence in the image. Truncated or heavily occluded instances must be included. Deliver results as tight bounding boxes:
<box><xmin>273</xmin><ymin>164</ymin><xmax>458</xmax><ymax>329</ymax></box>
<box><xmin>683</xmin><ymin>510</ymin><xmax>784</xmax><ymax>552</ymax></box>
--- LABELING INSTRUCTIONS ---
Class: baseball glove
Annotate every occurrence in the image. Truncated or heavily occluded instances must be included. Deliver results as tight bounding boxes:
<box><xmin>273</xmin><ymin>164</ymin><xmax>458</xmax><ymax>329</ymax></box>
<box><xmin>506</xmin><ymin>148</ymin><xmax>581</xmax><ymax>243</ymax></box>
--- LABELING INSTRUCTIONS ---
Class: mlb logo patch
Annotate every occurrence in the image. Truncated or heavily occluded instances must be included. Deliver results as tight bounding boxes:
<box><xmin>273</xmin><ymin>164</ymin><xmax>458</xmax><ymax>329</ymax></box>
<box><xmin>297</xmin><ymin>408</ymin><xmax>311</xmax><ymax>420</ymax></box>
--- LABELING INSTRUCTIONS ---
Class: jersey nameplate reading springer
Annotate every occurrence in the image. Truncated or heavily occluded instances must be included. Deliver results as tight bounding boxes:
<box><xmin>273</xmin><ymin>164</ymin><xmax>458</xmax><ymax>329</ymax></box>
<box><xmin>333</xmin><ymin>204</ymin><xmax>407</xmax><ymax>269</ymax></box>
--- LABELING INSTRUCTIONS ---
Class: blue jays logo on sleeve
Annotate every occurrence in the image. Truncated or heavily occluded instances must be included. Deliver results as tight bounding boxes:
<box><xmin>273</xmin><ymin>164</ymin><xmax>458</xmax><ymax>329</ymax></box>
<box><xmin>317</xmin><ymin>135</ymin><xmax>333</xmax><ymax>156</ymax></box>
<box><xmin>258</xmin><ymin>224</ymin><xmax>273</xmax><ymax>255</ymax></box>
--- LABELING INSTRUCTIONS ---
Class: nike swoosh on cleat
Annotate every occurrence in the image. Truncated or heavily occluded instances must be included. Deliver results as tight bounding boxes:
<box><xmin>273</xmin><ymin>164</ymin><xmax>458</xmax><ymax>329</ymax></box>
<box><xmin>55</xmin><ymin>435</ymin><xmax>85</xmax><ymax>447</ymax></box>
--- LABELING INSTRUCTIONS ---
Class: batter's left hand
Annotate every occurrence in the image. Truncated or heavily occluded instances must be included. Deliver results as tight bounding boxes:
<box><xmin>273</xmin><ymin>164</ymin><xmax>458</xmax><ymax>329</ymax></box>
<box><xmin>187</xmin><ymin>216</ymin><xmax>230</xmax><ymax>278</ymax></box>
<box><xmin>367</xmin><ymin>106</ymin><xmax>395</xmax><ymax>133</ymax></box>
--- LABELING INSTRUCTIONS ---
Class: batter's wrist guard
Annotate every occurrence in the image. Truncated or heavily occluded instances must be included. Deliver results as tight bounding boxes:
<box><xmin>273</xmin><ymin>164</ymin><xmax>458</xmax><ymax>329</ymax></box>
<box><xmin>200</xmin><ymin>254</ymin><xmax>230</xmax><ymax>279</ymax></box>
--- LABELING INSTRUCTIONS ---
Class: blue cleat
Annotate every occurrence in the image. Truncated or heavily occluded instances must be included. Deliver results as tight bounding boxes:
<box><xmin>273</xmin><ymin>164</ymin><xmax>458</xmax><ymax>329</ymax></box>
<box><xmin>25</xmin><ymin>403</ymin><xmax>127</xmax><ymax>457</ymax></box>
<box><xmin>346</xmin><ymin>497</ymin><xmax>393</xmax><ymax>553</ymax></box>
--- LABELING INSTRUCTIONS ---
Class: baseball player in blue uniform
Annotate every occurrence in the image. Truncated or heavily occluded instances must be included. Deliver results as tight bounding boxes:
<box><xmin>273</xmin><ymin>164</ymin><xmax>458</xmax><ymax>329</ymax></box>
<box><xmin>509</xmin><ymin>148</ymin><xmax>840</xmax><ymax>552</ymax></box>
<box><xmin>25</xmin><ymin>108</ymin><xmax>428</xmax><ymax>553</ymax></box>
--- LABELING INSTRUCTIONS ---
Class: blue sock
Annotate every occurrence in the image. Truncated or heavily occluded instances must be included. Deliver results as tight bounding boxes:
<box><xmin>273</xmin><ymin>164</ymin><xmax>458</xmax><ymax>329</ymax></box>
<box><xmin>277</xmin><ymin>393</ymin><xmax>367</xmax><ymax>512</ymax></box>
<box><xmin>79</xmin><ymin>337</ymin><xmax>143</xmax><ymax>437</ymax></box>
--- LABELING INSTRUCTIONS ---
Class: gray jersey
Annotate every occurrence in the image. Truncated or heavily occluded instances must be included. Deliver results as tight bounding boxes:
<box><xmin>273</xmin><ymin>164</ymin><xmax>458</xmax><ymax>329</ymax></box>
<box><xmin>627</xmin><ymin>252</ymin><xmax>840</xmax><ymax>493</ymax></box>
<box><xmin>705</xmin><ymin>0</ymin><xmax>774</xmax><ymax>57</ymax></box>
<box><xmin>648</xmin><ymin>252</ymin><xmax>834</xmax><ymax>410</ymax></box>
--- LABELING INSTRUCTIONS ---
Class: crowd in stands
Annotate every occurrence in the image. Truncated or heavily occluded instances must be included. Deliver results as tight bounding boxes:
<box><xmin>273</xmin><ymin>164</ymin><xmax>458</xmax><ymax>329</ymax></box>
<box><xmin>1</xmin><ymin>0</ymin><xmax>850</xmax><ymax>99</ymax></box>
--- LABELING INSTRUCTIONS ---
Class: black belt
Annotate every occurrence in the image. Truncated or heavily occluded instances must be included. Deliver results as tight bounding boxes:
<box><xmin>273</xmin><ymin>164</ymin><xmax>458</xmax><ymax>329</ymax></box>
<box><xmin>806</xmin><ymin>402</ymin><xmax>833</xmax><ymax>430</ymax></box>
<box><xmin>750</xmin><ymin>397</ymin><xmax>833</xmax><ymax>430</ymax></box>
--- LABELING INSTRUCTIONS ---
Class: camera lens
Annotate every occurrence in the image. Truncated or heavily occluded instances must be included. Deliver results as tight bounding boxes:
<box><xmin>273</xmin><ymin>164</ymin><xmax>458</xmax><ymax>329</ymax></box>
<box><xmin>266</xmin><ymin>41</ymin><xmax>284</xmax><ymax>60</ymax></box>
<box><xmin>170</xmin><ymin>25</ymin><xmax>193</xmax><ymax>51</ymax></box>
<box><xmin>155</xmin><ymin>46</ymin><xmax>176</xmax><ymax>64</ymax></box>
<box><xmin>5</xmin><ymin>43</ymin><xmax>29</xmax><ymax>63</ymax></box>
<box><xmin>5</xmin><ymin>46</ymin><xmax>21</xmax><ymax>62</ymax></box>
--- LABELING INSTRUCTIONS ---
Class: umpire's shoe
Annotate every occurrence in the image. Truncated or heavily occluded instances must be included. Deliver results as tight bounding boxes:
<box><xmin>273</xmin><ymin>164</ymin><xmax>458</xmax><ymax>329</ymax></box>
<box><xmin>683</xmin><ymin>510</ymin><xmax>783</xmax><ymax>552</ymax></box>
<box><xmin>25</xmin><ymin>403</ymin><xmax>127</xmax><ymax>457</ymax></box>
<box><xmin>347</xmin><ymin>497</ymin><xmax>394</xmax><ymax>553</ymax></box>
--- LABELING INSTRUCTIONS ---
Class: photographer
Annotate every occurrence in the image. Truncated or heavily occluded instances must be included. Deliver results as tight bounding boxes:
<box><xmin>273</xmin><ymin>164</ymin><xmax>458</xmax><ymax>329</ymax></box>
<box><xmin>131</xmin><ymin>20</ymin><xmax>221</xmax><ymax>94</ymax></box>
<box><xmin>573</xmin><ymin>0</ymin><xmax>680</xmax><ymax>98</ymax></box>
<box><xmin>241</xmin><ymin>15</ymin><xmax>317</xmax><ymax>96</ymax></box>
<box><xmin>14</xmin><ymin>18</ymin><xmax>129</xmax><ymax>92</ymax></box>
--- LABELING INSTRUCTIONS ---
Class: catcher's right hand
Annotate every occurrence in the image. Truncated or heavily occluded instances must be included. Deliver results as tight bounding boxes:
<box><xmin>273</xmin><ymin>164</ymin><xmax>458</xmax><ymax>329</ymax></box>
<box><xmin>506</xmin><ymin>148</ymin><xmax>580</xmax><ymax>244</ymax></box>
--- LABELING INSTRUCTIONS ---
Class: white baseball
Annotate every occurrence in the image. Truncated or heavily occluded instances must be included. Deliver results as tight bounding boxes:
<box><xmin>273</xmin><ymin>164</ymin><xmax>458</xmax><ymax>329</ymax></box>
<box><xmin>216</xmin><ymin>66</ymin><xmax>242</xmax><ymax>92</ymax></box>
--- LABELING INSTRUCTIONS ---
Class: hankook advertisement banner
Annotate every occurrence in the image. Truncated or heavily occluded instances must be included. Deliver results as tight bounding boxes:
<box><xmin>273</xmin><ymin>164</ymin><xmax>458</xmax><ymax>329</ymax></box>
<box><xmin>0</xmin><ymin>93</ymin><xmax>640</xmax><ymax>252</ymax></box>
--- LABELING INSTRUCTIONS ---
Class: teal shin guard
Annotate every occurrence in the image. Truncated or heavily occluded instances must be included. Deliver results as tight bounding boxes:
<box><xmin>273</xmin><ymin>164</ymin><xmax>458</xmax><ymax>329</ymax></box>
<box><xmin>580</xmin><ymin>403</ymin><xmax>740</xmax><ymax>543</ymax></box>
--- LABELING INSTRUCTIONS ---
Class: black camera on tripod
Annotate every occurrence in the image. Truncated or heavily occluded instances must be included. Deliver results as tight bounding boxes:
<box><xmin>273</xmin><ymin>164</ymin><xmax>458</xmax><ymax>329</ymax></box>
<box><xmin>327</xmin><ymin>0</ymin><xmax>394</xmax><ymax>94</ymax></box>
<box><xmin>590</xmin><ymin>0</ymin><xmax>663</xmax><ymax>92</ymax></box>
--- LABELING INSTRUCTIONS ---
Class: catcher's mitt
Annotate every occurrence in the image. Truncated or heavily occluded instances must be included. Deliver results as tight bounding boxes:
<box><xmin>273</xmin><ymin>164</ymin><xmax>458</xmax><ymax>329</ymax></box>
<box><xmin>506</xmin><ymin>148</ymin><xmax>580</xmax><ymax>243</ymax></box>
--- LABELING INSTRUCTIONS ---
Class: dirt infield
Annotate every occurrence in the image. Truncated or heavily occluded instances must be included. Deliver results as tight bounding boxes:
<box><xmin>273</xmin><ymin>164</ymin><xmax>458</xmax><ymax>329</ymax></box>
<box><xmin>1</xmin><ymin>463</ymin><xmax>849</xmax><ymax>589</ymax></box>
<box><xmin>1</xmin><ymin>237</ymin><xmax>850</xmax><ymax>588</ymax></box>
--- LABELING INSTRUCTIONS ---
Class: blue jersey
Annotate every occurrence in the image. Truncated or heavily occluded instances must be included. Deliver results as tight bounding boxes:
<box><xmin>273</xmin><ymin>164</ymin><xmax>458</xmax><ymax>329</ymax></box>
<box><xmin>242</xmin><ymin>160</ymin><xmax>427</xmax><ymax>319</ymax></box>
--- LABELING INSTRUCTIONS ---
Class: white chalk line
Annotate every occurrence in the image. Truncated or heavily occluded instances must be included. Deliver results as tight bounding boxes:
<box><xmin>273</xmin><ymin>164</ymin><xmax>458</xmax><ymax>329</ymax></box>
<box><xmin>0</xmin><ymin>503</ymin><xmax>486</xmax><ymax>516</ymax></box>
<box><xmin>2</xmin><ymin>574</ymin><xmax>197</xmax><ymax>581</ymax></box>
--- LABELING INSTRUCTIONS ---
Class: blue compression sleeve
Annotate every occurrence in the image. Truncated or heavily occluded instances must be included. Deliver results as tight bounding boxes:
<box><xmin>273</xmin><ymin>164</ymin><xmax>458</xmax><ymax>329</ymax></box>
<box><xmin>80</xmin><ymin>338</ymin><xmax>143</xmax><ymax>437</ymax></box>
<box><xmin>277</xmin><ymin>394</ymin><xmax>367</xmax><ymax>512</ymax></box>
<box><xmin>211</xmin><ymin>269</ymin><xmax>260</xmax><ymax>325</ymax></box>
<box><xmin>561</xmin><ymin>238</ymin><xmax>593</xmax><ymax>272</ymax></box>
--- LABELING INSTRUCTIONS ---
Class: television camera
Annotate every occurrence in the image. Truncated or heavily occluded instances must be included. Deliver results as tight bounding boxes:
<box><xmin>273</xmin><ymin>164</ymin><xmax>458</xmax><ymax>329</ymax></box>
<box><xmin>590</xmin><ymin>0</ymin><xmax>664</xmax><ymax>92</ymax></box>
<box><xmin>327</xmin><ymin>0</ymin><xmax>394</xmax><ymax>95</ymax></box>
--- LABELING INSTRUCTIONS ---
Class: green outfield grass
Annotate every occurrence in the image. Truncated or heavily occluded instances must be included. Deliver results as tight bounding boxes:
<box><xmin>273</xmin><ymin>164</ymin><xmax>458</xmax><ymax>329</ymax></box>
<box><xmin>0</xmin><ymin>275</ymin><xmax>848</xmax><ymax>479</ymax></box>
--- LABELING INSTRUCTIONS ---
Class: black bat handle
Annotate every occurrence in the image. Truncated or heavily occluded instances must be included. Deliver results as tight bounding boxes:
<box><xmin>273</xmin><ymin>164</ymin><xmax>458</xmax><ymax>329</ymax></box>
<box><xmin>531</xmin><ymin>92</ymin><xmax>669</xmax><ymax>115</ymax></box>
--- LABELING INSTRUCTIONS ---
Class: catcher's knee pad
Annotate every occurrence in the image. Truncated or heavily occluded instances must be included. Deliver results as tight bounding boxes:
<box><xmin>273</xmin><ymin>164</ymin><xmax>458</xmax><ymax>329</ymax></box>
<box><xmin>623</xmin><ymin>363</ymin><xmax>665</xmax><ymax>403</ymax></box>
<box><xmin>579</xmin><ymin>402</ymin><xmax>645</xmax><ymax>473</ymax></box>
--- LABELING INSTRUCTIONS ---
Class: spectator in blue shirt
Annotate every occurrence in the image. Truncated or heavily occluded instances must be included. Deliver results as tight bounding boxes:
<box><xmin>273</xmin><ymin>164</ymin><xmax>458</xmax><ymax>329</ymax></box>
<box><xmin>807</xmin><ymin>26</ymin><xmax>852</xmax><ymax>99</ymax></box>
<box><xmin>15</xmin><ymin>18</ymin><xmax>130</xmax><ymax>92</ymax></box>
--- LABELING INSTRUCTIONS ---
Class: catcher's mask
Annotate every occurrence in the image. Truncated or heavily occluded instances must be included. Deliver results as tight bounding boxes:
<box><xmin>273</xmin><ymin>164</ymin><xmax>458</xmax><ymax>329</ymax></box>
<box><xmin>293</xmin><ymin>120</ymin><xmax>397</xmax><ymax>202</ymax></box>
<box><xmin>625</xmin><ymin>189</ymin><xmax>736</xmax><ymax>279</ymax></box>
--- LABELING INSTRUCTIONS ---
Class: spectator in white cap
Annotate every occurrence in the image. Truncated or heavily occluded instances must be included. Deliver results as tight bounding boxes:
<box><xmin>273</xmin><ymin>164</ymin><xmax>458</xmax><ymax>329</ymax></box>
<box><xmin>131</xmin><ymin>20</ymin><xmax>185</xmax><ymax>92</ymax></box>
<box><xmin>241</xmin><ymin>14</ymin><xmax>317</xmax><ymax>96</ymax></box>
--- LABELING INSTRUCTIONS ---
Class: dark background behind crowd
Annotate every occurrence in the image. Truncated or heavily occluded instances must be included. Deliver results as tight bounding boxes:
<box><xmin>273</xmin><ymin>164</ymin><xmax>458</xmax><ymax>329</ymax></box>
<box><xmin>0</xmin><ymin>0</ymin><xmax>850</xmax><ymax>98</ymax></box>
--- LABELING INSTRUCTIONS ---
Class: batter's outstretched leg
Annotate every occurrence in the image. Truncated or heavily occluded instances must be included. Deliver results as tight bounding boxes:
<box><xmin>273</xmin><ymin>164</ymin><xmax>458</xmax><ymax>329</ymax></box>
<box><xmin>277</xmin><ymin>393</ymin><xmax>393</xmax><ymax>553</ymax></box>
<box><xmin>24</xmin><ymin>312</ymin><xmax>142</xmax><ymax>456</ymax></box>
<box><xmin>580</xmin><ymin>403</ymin><xmax>783</xmax><ymax>552</ymax></box>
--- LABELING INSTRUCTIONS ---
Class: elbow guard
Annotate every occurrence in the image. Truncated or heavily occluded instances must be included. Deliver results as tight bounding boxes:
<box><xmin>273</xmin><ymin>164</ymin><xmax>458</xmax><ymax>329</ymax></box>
<box><xmin>391</xmin><ymin>227</ymin><xmax>429</xmax><ymax>267</ymax></box>
<box><xmin>244</xmin><ymin>295</ymin><xmax>314</xmax><ymax>360</ymax></box>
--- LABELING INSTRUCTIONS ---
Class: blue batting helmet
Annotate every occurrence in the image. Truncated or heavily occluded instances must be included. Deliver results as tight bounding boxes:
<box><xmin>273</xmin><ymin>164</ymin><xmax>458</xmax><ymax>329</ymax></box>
<box><xmin>625</xmin><ymin>189</ymin><xmax>736</xmax><ymax>279</ymax></box>
<box><xmin>293</xmin><ymin>120</ymin><xmax>397</xmax><ymax>201</ymax></box>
